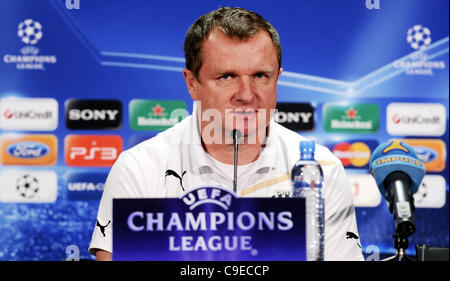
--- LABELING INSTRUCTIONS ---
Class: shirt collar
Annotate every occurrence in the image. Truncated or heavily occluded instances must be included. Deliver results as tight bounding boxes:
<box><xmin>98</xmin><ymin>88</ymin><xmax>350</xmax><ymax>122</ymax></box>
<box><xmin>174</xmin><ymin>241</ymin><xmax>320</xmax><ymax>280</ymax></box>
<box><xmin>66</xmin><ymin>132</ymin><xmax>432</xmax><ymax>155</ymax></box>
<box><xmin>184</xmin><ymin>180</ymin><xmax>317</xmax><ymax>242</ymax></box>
<box><xmin>182</xmin><ymin>103</ymin><xmax>279</xmax><ymax>175</ymax></box>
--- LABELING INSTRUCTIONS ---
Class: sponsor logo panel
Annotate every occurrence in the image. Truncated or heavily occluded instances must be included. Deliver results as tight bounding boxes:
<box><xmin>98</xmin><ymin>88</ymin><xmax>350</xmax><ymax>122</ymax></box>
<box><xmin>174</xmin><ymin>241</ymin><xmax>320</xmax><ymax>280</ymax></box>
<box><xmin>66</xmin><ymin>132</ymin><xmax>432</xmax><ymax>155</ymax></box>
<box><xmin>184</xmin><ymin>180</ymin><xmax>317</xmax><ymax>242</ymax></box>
<box><xmin>65</xmin><ymin>172</ymin><xmax>107</xmax><ymax>200</ymax></box>
<box><xmin>0</xmin><ymin>170</ymin><xmax>57</xmax><ymax>203</ymax></box>
<box><xmin>0</xmin><ymin>97</ymin><xmax>58</xmax><ymax>131</ymax></box>
<box><xmin>387</xmin><ymin>103</ymin><xmax>446</xmax><ymax>136</ymax></box>
<box><xmin>323</xmin><ymin>103</ymin><xmax>379</xmax><ymax>133</ymax></box>
<box><xmin>390</xmin><ymin>139</ymin><xmax>446</xmax><ymax>172</ymax></box>
<box><xmin>274</xmin><ymin>103</ymin><xmax>315</xmax><ymax>132</ymax></box>
<box><xmin>348</xmin><ymin>174</ymin><xmax>381</xmax><ymax>207</ymax></box>
<box><xmin>129</xmin><ymin>99</ymin><xmax>188</xmax><ymax>131</ymax></box>
<box><xmin>65</xmin><ymin>99</ymin><xmax>122</xmax><ymax>130</ymax></box>
<box><xmin>0</xmin><ymin>134</ymin><xmax>57</xmax><ymax>165</ymax></box>
<box><xmin>325</xmin><ymin>140</ymin><xmax>378</xmax><ymax>168</ymax></box>
<box><xmin>65</xmin><ymin>135</ymin><xmax>123</xmax><ymax>167</ymax></box>
<box><xmin>414</xmin><ymin>175</ymin><xmax>446</xmax><ymax>208</ymax></box>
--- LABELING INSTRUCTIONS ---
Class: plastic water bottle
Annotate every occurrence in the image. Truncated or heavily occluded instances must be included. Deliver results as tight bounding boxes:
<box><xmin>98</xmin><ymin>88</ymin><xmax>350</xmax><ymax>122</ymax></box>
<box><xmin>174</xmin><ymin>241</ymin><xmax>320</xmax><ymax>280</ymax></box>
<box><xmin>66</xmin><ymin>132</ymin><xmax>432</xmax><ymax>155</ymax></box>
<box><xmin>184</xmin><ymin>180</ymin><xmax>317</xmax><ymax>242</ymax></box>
<box><xmin>291</xmin><ymin>141</ymin><xmax>325</xmax><ymax>261</ymax></box>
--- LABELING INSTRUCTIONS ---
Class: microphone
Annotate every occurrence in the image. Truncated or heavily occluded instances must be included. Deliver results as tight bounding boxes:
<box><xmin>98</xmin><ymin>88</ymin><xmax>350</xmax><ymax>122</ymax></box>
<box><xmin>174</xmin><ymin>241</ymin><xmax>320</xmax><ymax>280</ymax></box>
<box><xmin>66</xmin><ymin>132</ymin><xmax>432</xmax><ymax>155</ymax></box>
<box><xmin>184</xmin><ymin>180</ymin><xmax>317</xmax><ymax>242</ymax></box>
<box><xmin>370</xmin><ymin>141</ymin><xmax>425</xmax><ymax>237</ymax></box>
<box><xmin>232</xmin><ymin>129</ymin><xmax>241</xmax><ymax>193</ymax></box>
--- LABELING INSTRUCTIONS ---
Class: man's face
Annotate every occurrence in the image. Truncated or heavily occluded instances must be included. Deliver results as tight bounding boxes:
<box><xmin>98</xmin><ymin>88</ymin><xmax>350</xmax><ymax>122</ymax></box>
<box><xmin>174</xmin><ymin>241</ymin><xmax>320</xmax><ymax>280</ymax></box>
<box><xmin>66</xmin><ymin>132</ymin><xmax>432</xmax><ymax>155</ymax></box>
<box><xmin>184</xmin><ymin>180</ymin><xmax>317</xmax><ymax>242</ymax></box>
<box><xmin>184</xmin><ymin>29</ymin><xmax>282</xmax><ymax>142</ymax></box>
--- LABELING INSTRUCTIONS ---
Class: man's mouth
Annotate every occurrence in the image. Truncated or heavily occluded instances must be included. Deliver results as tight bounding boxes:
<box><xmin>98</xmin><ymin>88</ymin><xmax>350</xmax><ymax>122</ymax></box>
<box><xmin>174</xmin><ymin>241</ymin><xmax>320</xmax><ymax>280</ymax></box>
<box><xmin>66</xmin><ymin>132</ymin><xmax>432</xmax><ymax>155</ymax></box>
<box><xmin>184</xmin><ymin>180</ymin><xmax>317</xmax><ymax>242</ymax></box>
<box><xmin>231</xmin><ymin>109</ymin><xmax>257</xmax><ymax>116</ymax></box>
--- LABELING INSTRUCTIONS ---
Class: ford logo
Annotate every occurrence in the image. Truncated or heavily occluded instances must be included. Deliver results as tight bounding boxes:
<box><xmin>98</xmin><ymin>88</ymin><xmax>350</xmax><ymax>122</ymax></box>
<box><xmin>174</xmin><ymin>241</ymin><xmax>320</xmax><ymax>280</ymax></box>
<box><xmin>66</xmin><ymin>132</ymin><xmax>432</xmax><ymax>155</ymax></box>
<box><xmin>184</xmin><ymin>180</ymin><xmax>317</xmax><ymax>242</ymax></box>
<box><xmin>7</xmin><ymin>141</ymin><xmax>50</xmax><ymax>158</ymax></box>
<box><xmin>413</xmin><ymin>146</ymin><xmax>438</xmax><ymax>163</ymax></box>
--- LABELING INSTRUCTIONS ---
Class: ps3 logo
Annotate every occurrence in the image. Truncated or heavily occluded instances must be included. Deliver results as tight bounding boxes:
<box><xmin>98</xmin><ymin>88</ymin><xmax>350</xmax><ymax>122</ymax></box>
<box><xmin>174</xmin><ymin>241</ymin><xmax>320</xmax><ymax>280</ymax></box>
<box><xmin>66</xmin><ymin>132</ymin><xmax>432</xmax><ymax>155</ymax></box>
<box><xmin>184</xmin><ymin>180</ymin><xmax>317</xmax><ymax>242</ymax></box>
<box><xmin>69</xmin><ymin>144</ymin><xmax>117</xmax><ymax>161</ymax></box>
<box><xmin>7</xmin><ymin>141</ymin><xmax>49</xmax><ymax>158</ymax></box>
<box><xmin>65</xmin><ymin>135</ymin><xmax>122</xmax><ymax>167</ymax></box>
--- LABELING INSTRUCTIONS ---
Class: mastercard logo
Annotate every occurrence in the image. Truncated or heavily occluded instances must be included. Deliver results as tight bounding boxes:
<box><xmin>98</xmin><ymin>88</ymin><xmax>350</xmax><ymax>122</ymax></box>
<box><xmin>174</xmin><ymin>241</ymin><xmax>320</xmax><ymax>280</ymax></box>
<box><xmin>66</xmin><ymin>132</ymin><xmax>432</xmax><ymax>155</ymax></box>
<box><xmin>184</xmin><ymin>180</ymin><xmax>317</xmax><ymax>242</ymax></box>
<box><xmin>332</xmin><ymin>142</ymin><xmax>372</xmax><ymax>168</ymax></box>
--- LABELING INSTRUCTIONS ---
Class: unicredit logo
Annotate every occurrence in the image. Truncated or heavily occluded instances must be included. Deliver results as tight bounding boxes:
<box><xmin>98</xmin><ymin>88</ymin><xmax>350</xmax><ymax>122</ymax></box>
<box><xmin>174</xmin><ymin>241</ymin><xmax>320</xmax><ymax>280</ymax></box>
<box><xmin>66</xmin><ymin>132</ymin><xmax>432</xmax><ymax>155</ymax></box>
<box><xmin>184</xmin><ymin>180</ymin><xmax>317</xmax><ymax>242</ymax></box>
<box><xmin>0</xmin><ymin>98</ymin><xmax>58</xmax><ymax>131</ymax></box>
<box><xmin>4</xmin><ymin>109</ymin><xmax>13</xmax><ymax>119</ymax></box>
<box><xmin>387</xmin><ymin>103</ymin><xmax>446</xmax><ymax>137</ymax></box>
<box><xmin>392</xmin><ymin>114</ymin><xmax>441</xmax><ymax>125</ymax></box>
<box><xmin>3</xmin><ymin>109</ymin><xmax>53</xmax><ymax>120</ymax></box>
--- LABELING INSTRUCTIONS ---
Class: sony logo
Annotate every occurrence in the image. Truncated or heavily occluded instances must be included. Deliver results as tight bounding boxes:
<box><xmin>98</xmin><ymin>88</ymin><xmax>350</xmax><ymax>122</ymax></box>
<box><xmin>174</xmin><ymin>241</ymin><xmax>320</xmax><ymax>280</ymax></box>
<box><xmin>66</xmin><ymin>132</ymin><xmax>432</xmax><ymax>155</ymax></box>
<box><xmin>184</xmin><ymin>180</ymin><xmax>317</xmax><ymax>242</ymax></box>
<box><xmin>68</xmin><ymin>109</ymin><xmax>119</xmax><ymax>121</ymax></box>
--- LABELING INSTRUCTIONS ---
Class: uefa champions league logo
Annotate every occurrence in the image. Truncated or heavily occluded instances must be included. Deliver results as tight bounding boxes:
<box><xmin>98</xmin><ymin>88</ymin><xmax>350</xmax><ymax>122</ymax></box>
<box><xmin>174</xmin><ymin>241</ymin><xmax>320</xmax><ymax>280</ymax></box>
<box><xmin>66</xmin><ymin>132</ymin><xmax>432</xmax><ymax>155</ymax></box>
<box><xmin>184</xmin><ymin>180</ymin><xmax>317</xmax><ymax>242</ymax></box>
<box><xmin>17</xmin><ymin>19</ymin><xmax>43</xmax><ymax>45</ymax></box>
<box><xmin>407</xmin><ymin>25</ymin><xmax>431</xmax><ymax>50</ymax></box>
<box><xmin>392</xmin><ymin>24</ymin><xmax>446</xmax><ymax>76</ymax></box>
<box><xmin>3</xmin><ymin>19</ymin><xmax>57</xmax><ymax>70</ymax></box>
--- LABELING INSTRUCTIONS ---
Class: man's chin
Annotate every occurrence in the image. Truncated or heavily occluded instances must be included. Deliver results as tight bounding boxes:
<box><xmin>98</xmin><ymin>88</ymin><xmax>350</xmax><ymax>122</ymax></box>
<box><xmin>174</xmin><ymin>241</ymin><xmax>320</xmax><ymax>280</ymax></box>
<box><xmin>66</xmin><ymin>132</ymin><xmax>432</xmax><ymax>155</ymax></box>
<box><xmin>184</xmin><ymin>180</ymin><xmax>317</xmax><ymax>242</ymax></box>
<box><xmin>226</xmin><ymin>126</ymin><xmax>267</xmax><ymax>144</ymax></box>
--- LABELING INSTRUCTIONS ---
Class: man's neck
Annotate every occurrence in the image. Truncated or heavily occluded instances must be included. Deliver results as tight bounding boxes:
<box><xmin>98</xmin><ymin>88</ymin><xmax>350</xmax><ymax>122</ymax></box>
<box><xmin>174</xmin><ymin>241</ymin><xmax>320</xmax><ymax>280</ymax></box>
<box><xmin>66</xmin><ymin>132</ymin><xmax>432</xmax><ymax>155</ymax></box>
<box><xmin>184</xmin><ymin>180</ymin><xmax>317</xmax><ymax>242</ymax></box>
<box><xmin>200</xmin><ymin>125</ymin><xmax>269</xmax><ymax>166</ymax></box>
<box><xmin>202</xmin><ymin>139</ymin><xmax>265</xmax><ymax>166</ymax></box>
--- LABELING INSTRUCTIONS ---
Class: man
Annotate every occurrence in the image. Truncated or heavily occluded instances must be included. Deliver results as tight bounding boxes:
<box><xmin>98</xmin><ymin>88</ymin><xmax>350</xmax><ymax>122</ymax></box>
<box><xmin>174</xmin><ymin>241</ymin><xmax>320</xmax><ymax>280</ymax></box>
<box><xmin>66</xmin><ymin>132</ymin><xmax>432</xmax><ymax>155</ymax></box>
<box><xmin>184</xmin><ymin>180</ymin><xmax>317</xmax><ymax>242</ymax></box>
<box><xmin>89</xmin><ymin>7</ymin><xmax>364</xmax><ymax>261</ymax></box>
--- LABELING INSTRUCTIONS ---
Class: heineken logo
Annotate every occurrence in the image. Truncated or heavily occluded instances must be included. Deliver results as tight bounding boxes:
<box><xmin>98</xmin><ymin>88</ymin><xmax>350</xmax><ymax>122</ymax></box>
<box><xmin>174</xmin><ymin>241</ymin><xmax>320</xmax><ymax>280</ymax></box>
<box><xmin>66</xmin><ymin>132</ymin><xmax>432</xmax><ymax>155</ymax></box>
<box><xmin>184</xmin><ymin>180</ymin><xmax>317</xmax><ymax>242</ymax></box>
<box><xmin>323</xmin><ymin>103</ymin><xmax>379</xmax><ymax>133</ymax></box>
<box><xmin>129</xmin><ymin>99</ymin><xmax>188</xmax><ymax>131</ymax></box>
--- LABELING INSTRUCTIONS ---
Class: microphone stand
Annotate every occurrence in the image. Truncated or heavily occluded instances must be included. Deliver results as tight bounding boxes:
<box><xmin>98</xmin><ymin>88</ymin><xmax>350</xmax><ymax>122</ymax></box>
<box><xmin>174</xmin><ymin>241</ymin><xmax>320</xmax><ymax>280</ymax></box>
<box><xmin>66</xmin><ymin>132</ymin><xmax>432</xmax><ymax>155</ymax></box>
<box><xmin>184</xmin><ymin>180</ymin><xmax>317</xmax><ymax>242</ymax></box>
<box><xmin>382</xmin><ymin>174</ymin><xmax>417</xmax><ymax>261</ymax></box>
<box><xmin>232</xmin><ymin>129</ymin><xmax>240</xmax><ymax>193</ymax></box>
<box><xmin>382</xmin><ymin>234</ymin><xmax>416</xmax><ymax>261</ymax></box>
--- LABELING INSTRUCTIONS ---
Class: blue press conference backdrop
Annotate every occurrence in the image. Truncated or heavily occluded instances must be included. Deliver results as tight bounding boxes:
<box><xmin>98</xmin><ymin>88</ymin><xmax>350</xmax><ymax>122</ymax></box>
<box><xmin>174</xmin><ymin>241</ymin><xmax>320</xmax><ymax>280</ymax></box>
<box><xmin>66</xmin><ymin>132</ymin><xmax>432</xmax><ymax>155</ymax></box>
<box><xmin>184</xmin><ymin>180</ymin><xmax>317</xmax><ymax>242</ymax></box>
<box><xmin>0</xmin><ymin>0</ymin><xmax>448</xmax><ymax>260</ymax></box>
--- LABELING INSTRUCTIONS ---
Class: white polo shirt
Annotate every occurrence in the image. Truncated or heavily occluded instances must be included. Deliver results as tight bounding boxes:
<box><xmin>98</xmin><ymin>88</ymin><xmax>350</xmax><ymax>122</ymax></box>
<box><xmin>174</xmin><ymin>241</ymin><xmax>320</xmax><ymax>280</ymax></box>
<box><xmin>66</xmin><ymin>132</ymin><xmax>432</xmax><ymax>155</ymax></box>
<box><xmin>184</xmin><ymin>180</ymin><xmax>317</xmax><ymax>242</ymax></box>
<box><xmin>89</xmin><ymin>111</ymin><xmax>364</xmax><ymax>261</ymax></box>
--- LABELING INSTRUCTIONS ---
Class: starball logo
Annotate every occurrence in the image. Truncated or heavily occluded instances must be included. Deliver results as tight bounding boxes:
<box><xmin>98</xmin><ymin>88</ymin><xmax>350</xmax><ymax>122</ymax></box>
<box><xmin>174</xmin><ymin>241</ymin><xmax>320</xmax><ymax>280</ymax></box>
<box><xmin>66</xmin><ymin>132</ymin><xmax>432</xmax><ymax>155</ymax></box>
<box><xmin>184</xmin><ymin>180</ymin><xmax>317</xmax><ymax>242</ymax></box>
<box><xmin>393</xmin><ymin>25</ymin><xmax>446</xmax><ymax>76</ymax></box>
<box><xmin>3</xmin><ymin>19</ymin><xmax>57</xmax><ymax>70</ymax></box>
<box><xmin>0</xmin><ymin>170</ymin><xmax>57</xmax><ymax>203</ymax></box>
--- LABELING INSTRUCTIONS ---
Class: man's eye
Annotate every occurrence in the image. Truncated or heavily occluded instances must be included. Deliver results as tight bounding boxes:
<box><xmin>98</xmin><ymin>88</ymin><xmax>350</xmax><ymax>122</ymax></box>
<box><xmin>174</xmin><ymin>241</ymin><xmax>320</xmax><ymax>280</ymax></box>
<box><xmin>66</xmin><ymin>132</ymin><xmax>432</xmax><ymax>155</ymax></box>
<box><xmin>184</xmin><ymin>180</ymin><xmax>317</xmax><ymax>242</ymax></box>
<box><xmin>220</xmin><ymin>74</ymin><xmax>232</xmax><ymax>80</ymax></box>
<box><xmin>255</xmin><ymin>73</ymin><xmax>267</xmax><ymax>79</ymax></box>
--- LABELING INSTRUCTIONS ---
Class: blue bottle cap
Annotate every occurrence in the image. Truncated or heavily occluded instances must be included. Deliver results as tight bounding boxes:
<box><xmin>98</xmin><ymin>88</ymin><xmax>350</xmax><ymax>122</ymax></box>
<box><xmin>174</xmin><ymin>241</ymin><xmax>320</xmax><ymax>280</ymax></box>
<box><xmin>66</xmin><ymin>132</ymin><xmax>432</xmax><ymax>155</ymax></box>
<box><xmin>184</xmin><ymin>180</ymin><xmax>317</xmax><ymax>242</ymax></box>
<box><xmin>300</xmin><ymin>141</ymin><xmax>315</xmax><ymax>160</ymax></box>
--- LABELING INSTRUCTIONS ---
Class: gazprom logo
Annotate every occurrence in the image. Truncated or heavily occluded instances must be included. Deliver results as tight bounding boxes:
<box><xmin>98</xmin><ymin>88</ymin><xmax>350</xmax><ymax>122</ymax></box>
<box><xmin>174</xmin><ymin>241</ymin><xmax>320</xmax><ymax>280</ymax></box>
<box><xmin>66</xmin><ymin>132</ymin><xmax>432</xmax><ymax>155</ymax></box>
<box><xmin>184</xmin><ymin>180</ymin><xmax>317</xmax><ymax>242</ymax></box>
<box><xmin>182</xmin><ymin>187</ymin><xmax>235</xmax><ymax>211</ymax></box>
<box><xmin>414</xmin><ymin>146</ymin><xmax>438</xmax><ymax>163</ymax></box>
<box><xmin>375</xmin><ymin>156</ymin><xmax>423</xmax><ymax>167</ymax></box>
<box><xmin>7</xmin><ymin>141</ymin><xmax>50</xmax><ymax>158</ymax></box>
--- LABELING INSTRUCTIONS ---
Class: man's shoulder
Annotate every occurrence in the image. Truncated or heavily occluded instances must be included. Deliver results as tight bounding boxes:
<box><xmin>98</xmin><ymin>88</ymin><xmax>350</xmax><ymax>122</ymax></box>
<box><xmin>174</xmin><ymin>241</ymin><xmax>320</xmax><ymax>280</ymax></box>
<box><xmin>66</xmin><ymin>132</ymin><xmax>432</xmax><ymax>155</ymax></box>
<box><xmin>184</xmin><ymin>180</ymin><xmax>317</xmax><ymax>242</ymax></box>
<box><xmin>124</xmin><ymin>115</ymin><xmax>192</xmax><ymax>162</ymax></box>
<box><xmin>273</xmin><ymin>122</ymin><xmax>339</xmax><ymax>163</ymax></box>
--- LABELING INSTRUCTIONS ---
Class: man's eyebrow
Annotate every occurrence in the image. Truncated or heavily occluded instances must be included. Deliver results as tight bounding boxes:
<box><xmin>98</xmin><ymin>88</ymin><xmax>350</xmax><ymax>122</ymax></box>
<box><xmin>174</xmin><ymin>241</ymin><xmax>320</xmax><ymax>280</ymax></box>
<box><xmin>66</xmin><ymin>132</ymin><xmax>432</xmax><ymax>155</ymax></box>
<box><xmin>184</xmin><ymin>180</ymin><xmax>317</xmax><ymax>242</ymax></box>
<box><xmin>254</xmin><ymin>67</ymin><xmax>274</xmax><ymax>74</ymax></box>
<box><xmin>214</xmin><ymin>67</ymin><xmax>275</xmax><ymax>75</ymax></box>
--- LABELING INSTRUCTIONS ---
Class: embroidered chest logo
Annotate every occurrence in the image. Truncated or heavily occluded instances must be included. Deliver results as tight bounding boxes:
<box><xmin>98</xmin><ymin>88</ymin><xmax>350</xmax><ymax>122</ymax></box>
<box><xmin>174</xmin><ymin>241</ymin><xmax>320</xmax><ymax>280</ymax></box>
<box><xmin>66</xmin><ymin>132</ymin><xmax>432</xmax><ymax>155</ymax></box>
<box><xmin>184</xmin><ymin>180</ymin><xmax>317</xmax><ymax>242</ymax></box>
<box><xmin>96</xmin><ymin>220</ymin><xmax>111</xmax><ymax>237</ymax></box>
<box><xmin>165</xmin><ymin>169</ymin><xmax>187</xmax><ymax>191</ymax></box>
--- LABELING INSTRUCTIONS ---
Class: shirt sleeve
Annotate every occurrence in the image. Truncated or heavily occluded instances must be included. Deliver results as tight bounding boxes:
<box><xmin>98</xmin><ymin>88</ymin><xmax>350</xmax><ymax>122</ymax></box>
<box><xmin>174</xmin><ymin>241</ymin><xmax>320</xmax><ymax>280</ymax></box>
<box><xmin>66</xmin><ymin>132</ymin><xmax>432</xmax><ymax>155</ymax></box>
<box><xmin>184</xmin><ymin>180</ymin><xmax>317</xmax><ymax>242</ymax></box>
<box><xmin>88</xmin><ymin>151</ymin><xmax>147</xmax><ymax>256</ymax></box>
<box><xmin>322</xmin><ymin>158</ymin><xmax>365</xmax><ymax>261</ymax></box>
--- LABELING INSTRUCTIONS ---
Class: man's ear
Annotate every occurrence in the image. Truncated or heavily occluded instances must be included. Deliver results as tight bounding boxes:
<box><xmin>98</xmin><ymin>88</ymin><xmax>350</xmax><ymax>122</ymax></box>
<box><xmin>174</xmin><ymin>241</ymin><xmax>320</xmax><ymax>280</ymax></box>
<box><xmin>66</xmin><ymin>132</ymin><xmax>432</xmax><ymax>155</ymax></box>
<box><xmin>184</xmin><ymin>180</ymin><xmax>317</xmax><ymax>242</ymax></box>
<box><xmin>183</xmin><ymin>68</ymin><xmax>199</xmax><ymax>101</ymax></box>
<box><xmin>278</xmin><ymin>67</ymin><xmax>283</xmax><ymax>78</ymax></box>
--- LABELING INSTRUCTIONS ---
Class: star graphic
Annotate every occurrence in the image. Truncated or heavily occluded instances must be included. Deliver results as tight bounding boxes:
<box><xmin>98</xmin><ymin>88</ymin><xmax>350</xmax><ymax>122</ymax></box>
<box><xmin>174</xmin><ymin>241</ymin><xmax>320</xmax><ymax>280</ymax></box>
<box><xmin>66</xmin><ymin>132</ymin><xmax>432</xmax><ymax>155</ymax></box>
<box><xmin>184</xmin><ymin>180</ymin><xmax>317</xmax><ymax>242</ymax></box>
<box><xmin>382</xmin><ymin>141</ymin><xmax>409</xmax><ymax>154</ymax></box>
<box><xmin>152</xmin><ymin>104</ymin><xmax>164</xmax><ymax>116</ymax></box>
<box><xmin>345</xmin><ymin>107</ymin><xmax>358</xmax><ymax>119</ymax></box>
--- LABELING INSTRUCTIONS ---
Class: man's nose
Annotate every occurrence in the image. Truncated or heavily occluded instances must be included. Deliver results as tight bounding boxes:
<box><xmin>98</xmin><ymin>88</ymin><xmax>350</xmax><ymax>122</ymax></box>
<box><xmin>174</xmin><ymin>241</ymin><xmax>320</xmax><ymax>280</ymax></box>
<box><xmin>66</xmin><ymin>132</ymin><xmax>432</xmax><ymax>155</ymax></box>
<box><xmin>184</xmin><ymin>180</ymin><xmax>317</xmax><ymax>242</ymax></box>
<box><xmin>234</xmin><ymin>76</ymin><xmax>255</xmax><ymax>104</ymax></box>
